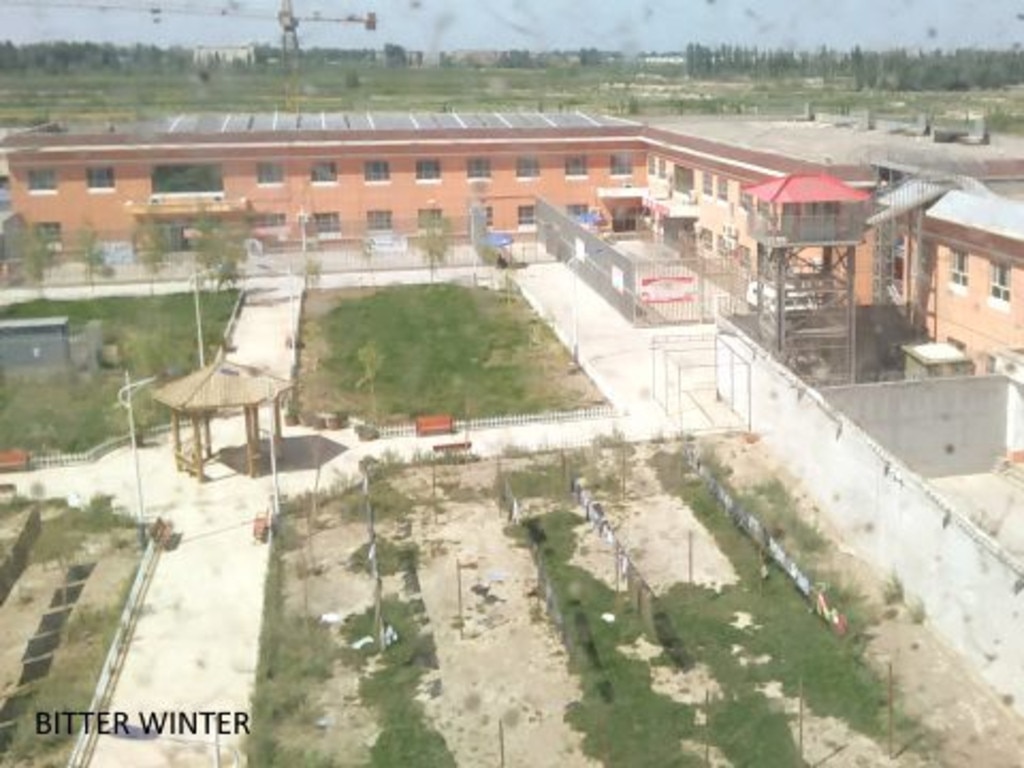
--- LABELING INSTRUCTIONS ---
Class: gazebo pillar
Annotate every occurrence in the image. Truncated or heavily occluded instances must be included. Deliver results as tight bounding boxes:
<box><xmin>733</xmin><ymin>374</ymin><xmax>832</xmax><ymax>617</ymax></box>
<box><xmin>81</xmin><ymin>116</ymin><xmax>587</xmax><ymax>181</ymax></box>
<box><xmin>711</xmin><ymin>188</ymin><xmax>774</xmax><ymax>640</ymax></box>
<box><xmin>192</xmin><ymin>414</ymin><xmax>204</xmax><ymax>483</ymax></box>
<box><xmin>203</xmin><ymin>414</ymin><xmax>213</xmax><ymax>459</ymax></box>
<box><xmin>171</xmin><ymin>411</ymin><xmax>181</xmax><ymax>464</ymax></box>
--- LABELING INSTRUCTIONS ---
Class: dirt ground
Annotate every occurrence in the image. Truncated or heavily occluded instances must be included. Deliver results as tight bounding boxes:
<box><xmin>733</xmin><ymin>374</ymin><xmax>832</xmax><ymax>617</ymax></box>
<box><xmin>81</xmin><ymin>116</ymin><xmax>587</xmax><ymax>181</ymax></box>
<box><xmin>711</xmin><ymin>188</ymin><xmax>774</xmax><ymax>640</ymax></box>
<box><xmin>282</xmin><ymin>459</ymin><xmax>597</xmax><ymax>767</ymax></box>
<box><xmin>404</xmin><ymin>462</ymin><xmax>598</xmax><ymax>768</ymax></box>
<box><xmin>700</xmin><ymin>432</ymin><xmax>1024</xmax><ymax>768</ymax></box>
<box><xmin>568</xmin><ymin>451</ymin><xmax>738</xmax><ymax>594</ymax></box>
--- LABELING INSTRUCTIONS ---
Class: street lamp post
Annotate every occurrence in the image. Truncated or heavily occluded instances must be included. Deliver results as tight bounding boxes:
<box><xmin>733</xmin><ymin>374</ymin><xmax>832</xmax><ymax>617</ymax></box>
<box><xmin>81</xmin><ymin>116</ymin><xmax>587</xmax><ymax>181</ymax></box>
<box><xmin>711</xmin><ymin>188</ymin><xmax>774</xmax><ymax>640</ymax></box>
<box><xmin>571</xmin><ymin>257</ymin><xmax>580</xmax><ymax>365</ymax></box>
<box><xmin>118</xmin><ymin>371</ymin><xmax>157</xmax><ymax>546</ymax></box>
<box><xmin>191</xmin><ymin>270</ymin><xmax>206</xmax><ymax>368</ymax></box>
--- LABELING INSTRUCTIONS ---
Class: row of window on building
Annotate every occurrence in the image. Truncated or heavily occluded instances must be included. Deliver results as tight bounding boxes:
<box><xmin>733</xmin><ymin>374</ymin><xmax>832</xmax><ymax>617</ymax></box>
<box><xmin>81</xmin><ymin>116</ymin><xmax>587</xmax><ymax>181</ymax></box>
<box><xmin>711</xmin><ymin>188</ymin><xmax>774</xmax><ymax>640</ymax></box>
<box><xmin>950</xmin><ymin>250</ymin><xmax>1012</xmax><ymax>304</ymax></box>
<box><xmin>26</xmin><ymin>153</ymin><xmax>637</xmax><ymax>193</ymax></box>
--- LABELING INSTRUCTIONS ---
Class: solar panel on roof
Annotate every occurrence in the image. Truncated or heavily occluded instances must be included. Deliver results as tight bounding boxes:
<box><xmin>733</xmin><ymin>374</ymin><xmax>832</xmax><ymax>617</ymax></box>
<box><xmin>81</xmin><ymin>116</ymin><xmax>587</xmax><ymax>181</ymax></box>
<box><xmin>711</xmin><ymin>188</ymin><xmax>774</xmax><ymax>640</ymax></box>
<box><xmin>174</xmin><ymin>115</ymin><xmax>199</xmax><ymax>133</ymax></box>
<box><xmin>347</xmin><ymin>114</ymin><xmax>372</xmax><ymax>130</ymax></box>
<box><xmin>323</xmin><ymin>114</ymin><xmax>348</xmax><ymax>130</ymax></box>
<box><xmin>250</xmin><ymin>114</ymin><xmax>276</xmax><ymax>132</ymax></box>
<box><xmin>193</xmin><ymin>114</ymin><xmax>223</xmax><ymax>133</ymax></box>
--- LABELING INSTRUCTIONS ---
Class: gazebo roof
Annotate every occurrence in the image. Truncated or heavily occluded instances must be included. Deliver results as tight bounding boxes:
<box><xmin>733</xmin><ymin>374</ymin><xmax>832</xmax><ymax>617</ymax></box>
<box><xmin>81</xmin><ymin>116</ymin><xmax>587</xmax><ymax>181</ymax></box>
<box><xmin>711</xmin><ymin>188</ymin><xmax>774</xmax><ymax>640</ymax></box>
<box><xmin>743</xmin><ymin>174</ymin><xmax>870</xmax><ymax>204</ymax></box>
<box><xmin>154</xmin><ymin>359</ymin><xmax>292</xmax><ymax>412</ymax></box>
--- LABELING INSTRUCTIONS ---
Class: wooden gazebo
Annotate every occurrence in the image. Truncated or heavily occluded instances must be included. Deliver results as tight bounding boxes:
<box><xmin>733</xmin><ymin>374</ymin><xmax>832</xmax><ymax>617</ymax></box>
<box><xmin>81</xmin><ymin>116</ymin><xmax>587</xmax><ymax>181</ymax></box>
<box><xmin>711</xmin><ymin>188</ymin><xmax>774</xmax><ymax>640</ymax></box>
<box><xmin>153</xmin><ymin>360</ymin><xmax>292</xmax><ymax>482</ymax></box>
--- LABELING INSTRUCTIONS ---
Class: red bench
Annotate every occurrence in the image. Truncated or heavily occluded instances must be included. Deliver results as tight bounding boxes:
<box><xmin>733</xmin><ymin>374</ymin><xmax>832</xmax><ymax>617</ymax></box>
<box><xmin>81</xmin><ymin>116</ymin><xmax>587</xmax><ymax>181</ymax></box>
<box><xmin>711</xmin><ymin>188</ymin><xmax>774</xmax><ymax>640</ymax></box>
<box><xmin>0</xmin><ymin>450</ymin><xmax>30</xmax><ymax>473</ymax></box>
<box><xmin>416</xmin><ymin>414</ymin><xmax>455</xmax><ymax>438</ymax></box>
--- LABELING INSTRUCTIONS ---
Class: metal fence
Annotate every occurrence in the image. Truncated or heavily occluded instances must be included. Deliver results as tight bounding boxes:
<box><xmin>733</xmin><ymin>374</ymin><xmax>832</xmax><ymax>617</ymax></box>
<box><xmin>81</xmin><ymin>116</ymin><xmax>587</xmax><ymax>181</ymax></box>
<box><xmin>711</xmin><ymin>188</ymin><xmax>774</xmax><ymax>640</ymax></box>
<box><xmin>536</xmin><ymin>199</ymin><xmax>739</xmax><ymax>326</ymax></box>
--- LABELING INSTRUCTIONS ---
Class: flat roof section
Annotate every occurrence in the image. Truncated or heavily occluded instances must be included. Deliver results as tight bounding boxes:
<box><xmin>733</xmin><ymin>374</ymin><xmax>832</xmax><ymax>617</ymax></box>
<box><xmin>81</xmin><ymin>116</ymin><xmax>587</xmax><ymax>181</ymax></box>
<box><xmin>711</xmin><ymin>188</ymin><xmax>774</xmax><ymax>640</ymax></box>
<box><xmin>0</xmin><ymin>317</ymin><xmax>69</xmax><ymax>330</ymax></box>
<box><xmin>646</xmin><ymin>116</ymin><xmax>1024</xmax><ymax>176</ymax></box>
<box><xmin>927</xmin><ymin>189</ymin><xmax>1024</xmax><ymax>243</ymax></box>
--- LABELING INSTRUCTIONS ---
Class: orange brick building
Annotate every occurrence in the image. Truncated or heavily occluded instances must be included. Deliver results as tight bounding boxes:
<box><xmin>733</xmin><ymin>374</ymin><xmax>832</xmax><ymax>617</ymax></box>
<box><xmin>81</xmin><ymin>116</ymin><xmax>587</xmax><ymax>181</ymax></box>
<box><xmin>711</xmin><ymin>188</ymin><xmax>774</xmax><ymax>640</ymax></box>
<box><xmin>1</xmin><ymin>113</ymin><xmax>650</xmax><ymax>249</ymax></box>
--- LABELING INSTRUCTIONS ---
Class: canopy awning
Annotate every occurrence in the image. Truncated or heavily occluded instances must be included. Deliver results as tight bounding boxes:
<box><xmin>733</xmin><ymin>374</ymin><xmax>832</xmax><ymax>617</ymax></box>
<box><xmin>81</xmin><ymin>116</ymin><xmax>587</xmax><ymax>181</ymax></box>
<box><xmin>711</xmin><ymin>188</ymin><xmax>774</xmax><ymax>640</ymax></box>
<box><xmin>483</xmin><ymin>232</ymin><xmax>513</xmax><ymax>248</ymax></box>
<box><xmin>744</xmin><ymin>174</ymin><xmax>870</xmax><ymax>204</ymax></box>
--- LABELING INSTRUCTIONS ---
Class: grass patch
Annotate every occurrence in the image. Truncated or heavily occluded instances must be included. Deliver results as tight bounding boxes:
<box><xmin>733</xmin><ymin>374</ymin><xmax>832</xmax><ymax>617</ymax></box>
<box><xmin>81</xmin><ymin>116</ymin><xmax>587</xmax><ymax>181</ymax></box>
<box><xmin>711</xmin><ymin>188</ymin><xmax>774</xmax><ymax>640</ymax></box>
<box><xmin>349</xmin><ymin>538</ymin><xmax>419</xmax><ymax>577</ymax></box>
<box><xmin>521</xmin><ymin>510</ymin><xmax>703</xmax><ymax>767</ymax></box>
<box><xmin>517</xmin><ymin>451</ymin><xmax>928</xmax><ymax>764</ymax></box>
<box><xmin>301</xmin><ymin>285</ymin><xmax>595</xmax><ymax>423</ymax></box>
<box><xmin>248</xmin><ymin>524</ymin><xmax>341</xmax><ymax>767</ymax></box>
<box><xmin>666</xmin><ymin>477</ymin><xmax>926</xmax><ymax>760</ymax></box>
<box><xmin>29</xmin><ymin>495</ymin><xmax>135</xmax><ymax>565</ymax></box>
<box><xmin>0</xmin><ymin>292</ymin><xmax>238</xmax><ymax>452</ymax></box>
<box><xmin>737</xmin><ymin>479</ymin><xmax>827</xmax><ymax>559</ymax></box>
<box><xmin>342</xmin><ymin>599</ymin><xmax>456</xmax><ymax>767</ymax></box>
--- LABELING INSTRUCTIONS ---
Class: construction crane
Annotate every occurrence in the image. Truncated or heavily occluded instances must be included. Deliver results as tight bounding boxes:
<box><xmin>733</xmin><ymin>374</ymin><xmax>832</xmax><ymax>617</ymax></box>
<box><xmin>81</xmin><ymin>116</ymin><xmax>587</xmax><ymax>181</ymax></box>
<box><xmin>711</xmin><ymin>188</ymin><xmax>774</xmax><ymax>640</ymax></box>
<box><xmin>0</xmin><ymin>0</ymin><xmax>378</xmax><ymax>109</ymax></box>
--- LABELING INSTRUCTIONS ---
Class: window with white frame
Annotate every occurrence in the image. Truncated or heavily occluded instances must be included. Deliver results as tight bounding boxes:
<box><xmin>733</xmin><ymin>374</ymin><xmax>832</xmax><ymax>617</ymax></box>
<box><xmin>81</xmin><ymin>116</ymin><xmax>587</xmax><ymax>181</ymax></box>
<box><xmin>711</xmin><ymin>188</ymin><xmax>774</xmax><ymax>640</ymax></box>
<box><xmin>312</xmin><ymin>212</ymin><xmax>340</xmax><ymax>235</ymax></box>
<box><xmin>517</xmin><ymin>205</ymin><xmax>536</xmax><ymax>227</ymax></box>
<box><xmin>610</xmin><ymin>152</ymin><xmax>632</xmax><ymax>176</ymax></box>
<box><xmin>310</xmin><ymin>161</ymin><xmax>337</xmax><ymax>184</ymax></box>
<box><xmin>467</xmin><ymin>158</ymin><xmax>491</xmax><ymax>179</ymax></box>
<box><xmin>516</xmin><ymin>156</ymin><xmax>540</xmax><ymax>179</ymax></box>
<box><xmin>485</xmin><ymin>206</ymin><xmax>494</xmax><ymax>227</ymax></box>
<box><xmin>364</xmin><ymin>160</ymin><xmax>390</xmax><ymax>182</ymax></box>
<box><xmin>28</xmin><ymin>169</ymin><xmax>57</xmax><ymax>192</ymax></box>
<box><xmin>991</xmin><ymin>261</ymin><xmax>1011</xmax><ymax>303</ymax></box>
<box><xmin>565</xmin><ymin>155</ymin><xmax>587</xmax><ymax>178</ymax></box>
<box><xmin>647</xmin><ymin>156</ymin><xmax>656</xmax><ymax>175</ymax></box>
<box><xmin>256</xmin><ymin>162</ymin><xmax>284</xmax><ymax>185</ymax></box>
<box><xmin>951</xmin><ymin>250</ymin><xmax>969</xmax><ymax>287</ymax></box>
<box><xmin>702</xmin><ymin>171</ymin><xmax>714</xmax><ymax>197</ymax></box>
<box><xmin>416</xmin><ymin>159</ymin><xmax>441</xmax><ymax>181</ymax></box>
<box><xmin>86</xmin><ymin>166</ymin><xmax>115</xmax><ymax>190</ymax></box>
<box><xmin>253</xmin><ymin>212</ymin><xmax>287</xmax><ymax>228</ymax></box>
<box><xmin>717</xmin><ymin>177</ymin><xmax>729</xmax><ymax>202</ymax></box>
<box><xmin>367</xmin><ymin>209</ymin><xmax>393</xmax><ymax>232</ymax></box>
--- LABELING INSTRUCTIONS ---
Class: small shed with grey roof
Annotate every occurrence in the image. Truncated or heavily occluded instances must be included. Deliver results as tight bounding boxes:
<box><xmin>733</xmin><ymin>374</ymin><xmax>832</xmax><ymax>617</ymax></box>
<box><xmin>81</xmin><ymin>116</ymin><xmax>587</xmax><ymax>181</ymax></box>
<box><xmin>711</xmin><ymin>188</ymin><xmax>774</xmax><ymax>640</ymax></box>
<box><xmin>153</xmin><ymin>360</ymin><xmax>291</xmax><ymax>482</ymax></box>
<box><xmin>0</xmin><ymin>317</ymin><xmax>70</xmax><ymax>373</ymax></box>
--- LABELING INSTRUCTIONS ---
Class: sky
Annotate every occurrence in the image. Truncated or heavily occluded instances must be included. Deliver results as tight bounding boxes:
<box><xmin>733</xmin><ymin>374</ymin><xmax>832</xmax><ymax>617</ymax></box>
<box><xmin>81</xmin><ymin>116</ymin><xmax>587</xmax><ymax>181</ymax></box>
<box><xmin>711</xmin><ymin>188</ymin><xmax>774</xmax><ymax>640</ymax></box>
<box><xmin>2</xmin><ymin>0</ymin><xmax>1023</xmax><ymax>53</ymax></box>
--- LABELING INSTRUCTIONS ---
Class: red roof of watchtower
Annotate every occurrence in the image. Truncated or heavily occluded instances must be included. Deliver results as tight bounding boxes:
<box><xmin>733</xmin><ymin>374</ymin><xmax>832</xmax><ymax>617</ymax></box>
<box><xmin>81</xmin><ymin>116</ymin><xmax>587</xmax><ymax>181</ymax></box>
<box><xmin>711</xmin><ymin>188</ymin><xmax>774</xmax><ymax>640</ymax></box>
<box><xmin>743</xmin><ymin>174</ymin><xmax>871</xmax><ymax>203</ymax></box>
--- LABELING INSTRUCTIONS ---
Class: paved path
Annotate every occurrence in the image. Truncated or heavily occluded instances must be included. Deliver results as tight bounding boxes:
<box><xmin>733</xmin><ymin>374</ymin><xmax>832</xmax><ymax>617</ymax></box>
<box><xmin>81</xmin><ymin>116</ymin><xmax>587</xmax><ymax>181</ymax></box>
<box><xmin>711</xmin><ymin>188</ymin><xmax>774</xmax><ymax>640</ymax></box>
<box><xmin>1</xmin><ymin>260</ymin><xmax>731</xmax><ymax>766</ymax></box>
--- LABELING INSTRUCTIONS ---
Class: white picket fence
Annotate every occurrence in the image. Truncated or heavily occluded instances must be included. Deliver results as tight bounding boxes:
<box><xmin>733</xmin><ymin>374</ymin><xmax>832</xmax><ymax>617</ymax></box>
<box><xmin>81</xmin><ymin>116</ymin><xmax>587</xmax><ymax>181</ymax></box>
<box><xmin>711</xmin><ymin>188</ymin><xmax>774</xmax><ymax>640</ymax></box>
<box><xmin>376</xmin><ymin>405</ymin><xmax>616</xmax><ymax>440</ymax></box>
<box><xmin>29</xmin><ymin>424</ymin><xmax>172</xmax><ymax>470</ymax></box>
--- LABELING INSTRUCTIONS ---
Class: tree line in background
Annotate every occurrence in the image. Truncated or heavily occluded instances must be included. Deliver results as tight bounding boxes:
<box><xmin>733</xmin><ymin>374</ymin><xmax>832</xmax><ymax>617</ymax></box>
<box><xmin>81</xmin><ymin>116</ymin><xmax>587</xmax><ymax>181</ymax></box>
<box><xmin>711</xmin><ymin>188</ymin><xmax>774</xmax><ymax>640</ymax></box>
<box><xmin>3</xmin><ymin>40</ymin><xmax>1024</xmax><ymax>92</ymax></box>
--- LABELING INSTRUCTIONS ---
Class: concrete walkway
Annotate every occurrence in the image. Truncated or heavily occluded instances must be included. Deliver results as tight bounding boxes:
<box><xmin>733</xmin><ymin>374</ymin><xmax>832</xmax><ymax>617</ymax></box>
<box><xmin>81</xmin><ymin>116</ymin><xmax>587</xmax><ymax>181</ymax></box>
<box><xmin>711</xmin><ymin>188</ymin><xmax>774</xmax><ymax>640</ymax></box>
<box><xmin>2</xmin><ymin>260</ymin><xmax>728</xmax><ymax>766</ymax></box>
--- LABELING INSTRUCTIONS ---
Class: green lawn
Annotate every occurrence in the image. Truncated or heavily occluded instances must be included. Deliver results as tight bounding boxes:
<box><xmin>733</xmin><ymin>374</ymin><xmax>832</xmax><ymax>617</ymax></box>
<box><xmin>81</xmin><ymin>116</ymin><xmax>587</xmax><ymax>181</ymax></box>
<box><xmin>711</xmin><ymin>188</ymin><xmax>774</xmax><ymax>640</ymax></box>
<box><xmin>300</xmin><ymin>284</ymin><xmax>601</xmax><ymax>423</ymax></box>
<box><xmin>0</xmin><ymin>291</ymin><xmax>238</xmax><ymax>452</ymax></box>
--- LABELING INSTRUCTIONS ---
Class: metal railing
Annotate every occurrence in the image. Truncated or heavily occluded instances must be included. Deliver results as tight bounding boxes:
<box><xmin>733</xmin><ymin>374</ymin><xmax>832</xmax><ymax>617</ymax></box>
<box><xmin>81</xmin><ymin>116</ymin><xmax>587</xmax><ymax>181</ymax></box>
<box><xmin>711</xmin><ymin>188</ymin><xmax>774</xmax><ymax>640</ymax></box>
<box><xmin>747</xmin><ymin>211</ymin><xmax>866</xmax><ymax>245</ymax></box>
<box><xmin>66</xmin><ymin>540</ymin><xmax>161</xmax><ymax>768</ymax></box>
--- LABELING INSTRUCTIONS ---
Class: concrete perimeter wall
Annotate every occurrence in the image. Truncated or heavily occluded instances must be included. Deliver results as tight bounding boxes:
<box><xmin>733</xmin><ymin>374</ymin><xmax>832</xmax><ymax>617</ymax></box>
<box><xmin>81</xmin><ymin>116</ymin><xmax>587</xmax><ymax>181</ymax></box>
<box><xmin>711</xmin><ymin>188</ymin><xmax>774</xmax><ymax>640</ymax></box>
<box><xmin>715</xmin><ymin>320</ymin><xmax>1024</xmax><ymax>716</ymax></box>
<box><xmin>823</xmin><ymin>377</ymin><xmax>1010</xmax><ymax>477</ymax></box>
